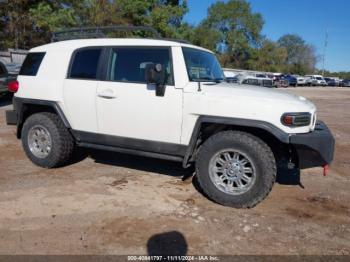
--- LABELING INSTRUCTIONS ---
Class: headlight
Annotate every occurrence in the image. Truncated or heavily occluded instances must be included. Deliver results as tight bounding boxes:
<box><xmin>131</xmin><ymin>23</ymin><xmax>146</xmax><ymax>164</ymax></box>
<box><xmin>281</xmin><ymin>112</ymin><xmax>311</xmax><ymax>127</ymax></box>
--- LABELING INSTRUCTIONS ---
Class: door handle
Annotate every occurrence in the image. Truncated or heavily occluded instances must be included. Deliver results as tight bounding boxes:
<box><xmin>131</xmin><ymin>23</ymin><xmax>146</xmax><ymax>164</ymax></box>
<box><xmin>97</xmin><ymin>89</ymin><xmax>117</xmax><ymax>99</ymax></box>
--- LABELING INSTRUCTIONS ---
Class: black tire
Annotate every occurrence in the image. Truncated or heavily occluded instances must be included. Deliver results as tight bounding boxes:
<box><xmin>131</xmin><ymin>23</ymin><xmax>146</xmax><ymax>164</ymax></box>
<box><xmin>21</xmin><ymin>112</ymin><xmax>74</xmax><ymax>168</ymax></box>
<box><xmin>196</xmin><ymin>131</ymin><xmax>276</xmax><ymax>208</ymax></box>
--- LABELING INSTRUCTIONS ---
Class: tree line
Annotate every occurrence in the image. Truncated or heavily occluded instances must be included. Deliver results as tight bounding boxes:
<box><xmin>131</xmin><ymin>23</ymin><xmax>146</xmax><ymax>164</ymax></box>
<box><xmin>0</xmin><ymin>0</ymin><xmax>347</xmax><ymax>77</ymax></box>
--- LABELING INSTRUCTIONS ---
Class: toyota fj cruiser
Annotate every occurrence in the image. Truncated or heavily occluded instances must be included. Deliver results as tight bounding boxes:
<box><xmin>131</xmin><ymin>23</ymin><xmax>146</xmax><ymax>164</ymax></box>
<box><xmin>5</xmin><ymin>29</ymin><xmax>335</xmax><ymax>208</ymax></box>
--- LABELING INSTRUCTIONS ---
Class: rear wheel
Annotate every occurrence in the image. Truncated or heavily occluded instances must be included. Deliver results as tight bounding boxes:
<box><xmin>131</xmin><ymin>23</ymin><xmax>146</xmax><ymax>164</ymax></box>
<box><xmin>196</xmin><ymin>131</ymin><xmax>276</xmax><ymax>208</ymax></box>
<box><xmin>21</xmin><ymin>112</ymin><xmax>74</xmax><ymax>168</ymax></box>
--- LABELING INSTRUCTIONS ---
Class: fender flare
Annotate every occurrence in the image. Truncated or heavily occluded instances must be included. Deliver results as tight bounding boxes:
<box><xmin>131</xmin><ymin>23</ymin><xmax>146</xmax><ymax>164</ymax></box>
<box><xmin>13</xmin><ymin>97</ymin><xmax>71</xmax><ymax>137</ymax></box>
<box><xmin>182</xmin><ymin>115</ymin><xmax>290</xmax><ymax>168</ymax></box>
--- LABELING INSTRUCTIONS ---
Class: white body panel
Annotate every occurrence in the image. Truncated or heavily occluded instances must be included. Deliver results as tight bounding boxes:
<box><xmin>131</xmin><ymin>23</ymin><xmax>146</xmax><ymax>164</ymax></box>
<box><xmin>64</xmin><ymin>79</ymin><xmax>99</xmax><ymax>132</ymax></box>
<box><xmin>96</xmin><ymin>81</ymin><xmax>183</xmax><ymax>143</ymax></box>
<box><xmin>16</xmin><ymin>38</ymin><xmax>317</xmax><ymax>147</ymax></box>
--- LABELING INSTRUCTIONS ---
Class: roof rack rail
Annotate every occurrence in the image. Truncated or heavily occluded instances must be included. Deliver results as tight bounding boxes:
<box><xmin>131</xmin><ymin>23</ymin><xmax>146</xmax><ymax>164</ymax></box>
<box><xmin>51</xmin><ymin>25</ymin><xmax>161</xmax><ymax>42</ymax></box>
<box><xmin>162</xmin><ymin>38</ymin><xmax>190</xmax><ymax>44</ymax></box>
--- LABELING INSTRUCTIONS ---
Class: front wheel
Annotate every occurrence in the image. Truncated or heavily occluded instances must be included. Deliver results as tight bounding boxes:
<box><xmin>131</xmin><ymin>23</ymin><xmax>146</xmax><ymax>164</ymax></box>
<box><xmin>196</xmin><ymin>131</ymin><xmax>276</xmax><ymax>208</ymax></box>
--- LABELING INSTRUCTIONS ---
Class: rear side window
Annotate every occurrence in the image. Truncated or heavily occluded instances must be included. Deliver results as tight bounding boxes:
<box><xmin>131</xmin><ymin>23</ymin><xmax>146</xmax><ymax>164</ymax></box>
<box><xmin>69</xmin><ymin>48</ymin><xmax>102</xmax><ymax>80</ymax></box>
<box><xmin>19</xmin><ymin>52</ymin><xmax>45</xmax><ymax>76</ymax></box>
<box><xmin>107</xmin><ymin>47</ymin><xmax>174</xmax><ymax>85</ymax></box>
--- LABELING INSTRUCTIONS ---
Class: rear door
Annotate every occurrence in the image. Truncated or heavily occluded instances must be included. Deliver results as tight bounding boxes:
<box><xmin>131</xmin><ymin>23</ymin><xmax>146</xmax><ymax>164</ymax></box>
<box><xmin>96</xmin><ymin>46</ymin><xmax>183</xmax><ymax>145</ymax></box>
<box><xmin>63</xmin><ymin>47</ymin><xmax>103</xmax><ymax>133</ymax></box>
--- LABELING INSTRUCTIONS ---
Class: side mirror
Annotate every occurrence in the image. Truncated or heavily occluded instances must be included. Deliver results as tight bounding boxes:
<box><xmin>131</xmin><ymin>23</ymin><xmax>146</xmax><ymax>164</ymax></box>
<box><xmin>145</xmin><ymin>63</ymin><xmax>166</xmax><ymax>97</ymax></box>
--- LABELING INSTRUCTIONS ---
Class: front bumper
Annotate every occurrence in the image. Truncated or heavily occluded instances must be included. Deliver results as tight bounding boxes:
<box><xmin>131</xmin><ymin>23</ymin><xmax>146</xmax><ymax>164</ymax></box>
<box><xmin>290</xmin><ymin>121</ymin><xmax>335</xmax><ymax>169</ymax></box>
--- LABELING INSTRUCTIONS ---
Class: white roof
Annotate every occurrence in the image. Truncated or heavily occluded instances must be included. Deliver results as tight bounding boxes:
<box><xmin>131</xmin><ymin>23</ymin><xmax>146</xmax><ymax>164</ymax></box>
<box><xmin>31</xmin><ymin>38</ymin><xmax>213</xmax><ymax>53</ymax></box>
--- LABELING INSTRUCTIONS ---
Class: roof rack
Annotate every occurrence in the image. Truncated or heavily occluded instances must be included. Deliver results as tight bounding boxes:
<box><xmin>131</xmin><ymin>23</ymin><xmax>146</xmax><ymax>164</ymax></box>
<box><xmin>51</xmin><ymin>25</ymin><xmax>161</xmax><ymax>42</ymax></box>
<box><xmin>162</xmin><ymin>38</ymin><xmax>190</xmax><ymax>44</ymax></box>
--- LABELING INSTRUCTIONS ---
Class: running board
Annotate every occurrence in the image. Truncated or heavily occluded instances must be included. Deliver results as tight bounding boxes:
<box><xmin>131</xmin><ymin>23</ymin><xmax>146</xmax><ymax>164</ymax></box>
<box><xmin>78</xmin><ymin>142</ymin><xmax>184</xmax><ymax>162</ymax></box>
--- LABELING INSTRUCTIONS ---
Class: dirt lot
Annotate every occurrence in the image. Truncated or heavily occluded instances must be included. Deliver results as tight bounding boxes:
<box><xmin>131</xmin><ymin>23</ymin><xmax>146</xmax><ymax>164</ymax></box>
<box><xmin>0</xmin><ymin>87</ymin><xmax>349</xmax><ymax>256</ymax></box>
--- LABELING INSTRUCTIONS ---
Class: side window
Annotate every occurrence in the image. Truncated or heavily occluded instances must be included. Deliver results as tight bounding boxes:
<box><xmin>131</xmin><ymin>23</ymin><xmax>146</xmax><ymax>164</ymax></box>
<box><xmin>69</xmin><ymin>48</ymin><xmax>102</xmax><ymax>80</ymax></box>
<box><xmin>19</xmin><ymin>52</ymin><xmax>45</xmax><ymax>76</ymax></box>
<box><xmin>107</xmin><ymin>47</ymin><xmax>174</xmax><ymax>85</ymax></box>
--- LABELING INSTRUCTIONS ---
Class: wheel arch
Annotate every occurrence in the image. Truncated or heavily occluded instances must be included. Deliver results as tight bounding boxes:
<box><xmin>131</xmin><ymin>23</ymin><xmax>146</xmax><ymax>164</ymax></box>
<box><xmin>182</xmin><ymin>116</ymin><xmax>291</xmax><ymax>168</ymax></box>
<box><xmin>14</xmin><ymin>98</ymin><xmax>71</xmax><ymax>139</ymax></box>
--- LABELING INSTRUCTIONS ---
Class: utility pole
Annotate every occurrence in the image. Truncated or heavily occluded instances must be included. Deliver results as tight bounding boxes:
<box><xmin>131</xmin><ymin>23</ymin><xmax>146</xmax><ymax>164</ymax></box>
<box><xmin>322</xmin><ymin>29</ymin><xmax>328</xmax><ymax>76</ymax></box>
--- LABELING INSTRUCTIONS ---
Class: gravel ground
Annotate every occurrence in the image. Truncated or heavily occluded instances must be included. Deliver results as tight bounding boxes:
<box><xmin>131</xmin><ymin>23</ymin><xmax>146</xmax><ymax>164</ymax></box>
<box><xmin>0</xmin><ymin>87</ymin><xmax>349</xmax><ymax>255</ymax></box>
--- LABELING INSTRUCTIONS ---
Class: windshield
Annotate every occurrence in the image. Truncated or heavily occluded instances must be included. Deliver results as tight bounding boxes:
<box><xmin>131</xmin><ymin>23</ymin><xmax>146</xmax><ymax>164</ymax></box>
<box><xmin>182</xmin><ymin>47</ymin><xmax>224</xmax><ymax>82</ymax></box>
<box><xmin>316</xmin><ymin>77</ymin><xmax>323</xmax><ymax>80</ymax></box>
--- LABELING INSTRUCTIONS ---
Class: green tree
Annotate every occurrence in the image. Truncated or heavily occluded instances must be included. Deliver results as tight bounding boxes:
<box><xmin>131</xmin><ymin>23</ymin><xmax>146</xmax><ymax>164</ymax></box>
<box><xmin>0</xmin><ymin>0</ymin><xmax>190</xmax><ymax>49</ymax></box>
<box><xmin>194</xmin><ymin>0</ymin><xmax>264</xmax><ymax>68</ymax></box>
<box><xmin>29</xmin><ymin>2</ymin><xmax>77</xmax><ymax>44</ymax></box>
<box><xmin>149</xmin><ymin>1</ymin><xmax>188</xmax><ymax>38</ymax></box>
<box><xmin>0</xmin><ymin>0</ymin><xmax>44</xmax><ymax>49</ymax></box>
<box><xmin>277</xmin><ymin>34</ymin><xmax>317</xmax><ymax>74</ymax></box>
<box><xmin>248</xmin><ymin>39</ymin><xmax>288</xmax><ymax>72</ymax></box>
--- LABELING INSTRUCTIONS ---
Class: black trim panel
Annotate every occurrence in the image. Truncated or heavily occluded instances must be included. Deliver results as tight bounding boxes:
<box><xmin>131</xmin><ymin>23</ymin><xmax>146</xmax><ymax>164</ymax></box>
<box><xmin>290</xmin><ymin>121</ymin><xmax>335</xmax><ymax>169</ymax></box>
<box><xmin>79</xmin><ymin>142</ymin><xmax>183</xmax><ymax>162</ymax></box>
<box><xmin>72</xmin><ymin>130</ymin><xmax>187</xmax><ymax>157</ymax></box>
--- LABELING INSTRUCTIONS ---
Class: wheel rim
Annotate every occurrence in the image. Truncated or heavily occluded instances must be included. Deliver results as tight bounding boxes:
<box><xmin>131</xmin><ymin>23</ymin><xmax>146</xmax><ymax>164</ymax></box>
<box><xmin>209</xmin><ymin>149</ymin><xmax>256</xmax><ymax>195</ymax></box>
<box><xmin>27</xmin><ymin>125</ymin><xmax>52</xmax><ymax>159</ymax></box>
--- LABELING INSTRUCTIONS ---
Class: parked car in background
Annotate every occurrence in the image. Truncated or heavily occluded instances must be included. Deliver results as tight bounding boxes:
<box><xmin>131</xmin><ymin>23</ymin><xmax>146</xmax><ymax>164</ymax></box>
<box><xmin>225</xmin><ymin>76</ymin><xmax>238</xmax><ymax>83</ymax></box>
<box><xmin>305</xmin><ymin>75</ymin><xmax>327</xmax><ymax>86</ymax></box>
<box><xmin>0</xmin><ymin>61</ymin><xmax>19</xmax><ymax>96</ymax></box>
<box><xmin>333</xmin><ymin>77</ymin><xmax>341</xmax><ymax>86</ymax></box>
<box><xmin>315</xmin><ymin>75</ymin><xmax>327</xmax><ymax>86</ymax></box>
<box><xmin>324</xmin><ymin>77</ymin><xmax>337</xmax><ymax>86</ymax></box>
<box><xmin>341</xmin><ymin>79</ymin><xmax>350</xmax><ymax>87</ymax></box>
<box><xmin>305</xmin><ymin>75</ymin><xmax>318</xmax><ymax>86</ymax></box>
<box><xmin>295</xmin><ymin>75</ymin><xmax>307</xmax><ymax>86</ymax></box>
<box><xmin>325</xmin><ymin>77</ymin><xmax>341</xmax><ymax>86</ymax></box>
<box><xmin>223</xmin><ymin>70</ymin><xmax>239</xmax><ymax>83</ymax></box>
<box><xmin>273</xmin><ymin>74</ymin><xmax>289</xmax><ymax>88</ymax></box>
<box><xmin>241</xmin><ymin>74</ymin><xmax>274</xmax><ymax>88</ymax></box>
<box><xmin>281</xmin><ymin>74</ymin><xmax>297</xmax><ymax>87</ymax></box>
<box><xmin>324</xmin><ymin>77</ymin><xmax>331</xmax><ymax>85</ymax></box>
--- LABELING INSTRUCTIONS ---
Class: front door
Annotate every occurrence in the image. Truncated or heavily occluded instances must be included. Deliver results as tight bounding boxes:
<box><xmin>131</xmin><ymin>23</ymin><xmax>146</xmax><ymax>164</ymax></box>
<box><xmin>96</xmin><ymin>47</ymin><xmax>183</xmax><ymax>146</ymax></box>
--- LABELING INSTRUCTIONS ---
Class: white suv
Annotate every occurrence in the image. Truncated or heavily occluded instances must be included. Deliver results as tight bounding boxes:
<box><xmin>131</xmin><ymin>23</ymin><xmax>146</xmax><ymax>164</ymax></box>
<box><xmin>305</xmin><ymin>75</ymin><xmax>327</xmax><ymax>86</ymax></box>
<box><xmin>6</xmin><ymin>37</ymin><xmax>334</xmax><ymax>208</ymax></box>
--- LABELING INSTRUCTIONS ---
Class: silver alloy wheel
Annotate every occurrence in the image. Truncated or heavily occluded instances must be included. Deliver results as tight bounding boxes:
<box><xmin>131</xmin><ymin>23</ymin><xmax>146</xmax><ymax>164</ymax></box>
<box><xmin>209</xmin><ymin>149</ymin><xmax>256</xmax><ymax>195</ymax></box>
<box><xmin>27</xmin><ymin>125</ymin><xmax>52</xmax><ymax>158</ymax></box>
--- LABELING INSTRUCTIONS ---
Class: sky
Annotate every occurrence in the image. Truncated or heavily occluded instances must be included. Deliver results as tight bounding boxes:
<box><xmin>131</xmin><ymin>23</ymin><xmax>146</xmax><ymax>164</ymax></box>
<box><xmin>184</xmin><ymin>0</ymin><xmax>350</xmax><ymax>72</ymax></box>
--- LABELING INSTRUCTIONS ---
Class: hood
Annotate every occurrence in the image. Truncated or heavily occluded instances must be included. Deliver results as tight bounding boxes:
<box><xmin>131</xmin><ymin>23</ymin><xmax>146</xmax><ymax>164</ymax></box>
<box><xmin>201</xmin><ymin>82</ymin><xmax>312</xmax><ymax>105</ymax></box>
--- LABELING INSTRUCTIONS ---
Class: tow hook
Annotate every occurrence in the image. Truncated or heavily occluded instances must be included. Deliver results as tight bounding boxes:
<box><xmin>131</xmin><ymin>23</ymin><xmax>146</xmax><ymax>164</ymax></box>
<box><xmin>323</xmin><ymin>165</ymin><xmax>329</xmax><ymax>176</ymax></box>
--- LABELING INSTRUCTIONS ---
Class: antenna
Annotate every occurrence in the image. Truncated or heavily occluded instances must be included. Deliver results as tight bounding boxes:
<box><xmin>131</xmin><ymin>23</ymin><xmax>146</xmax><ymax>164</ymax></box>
<box><xmin>322</xmin><ymin>29</ymin><xmax>328</xmax><ymax>76</ymax></box>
